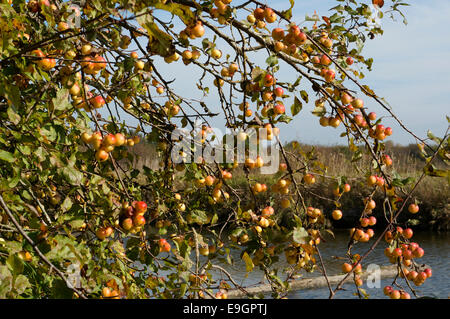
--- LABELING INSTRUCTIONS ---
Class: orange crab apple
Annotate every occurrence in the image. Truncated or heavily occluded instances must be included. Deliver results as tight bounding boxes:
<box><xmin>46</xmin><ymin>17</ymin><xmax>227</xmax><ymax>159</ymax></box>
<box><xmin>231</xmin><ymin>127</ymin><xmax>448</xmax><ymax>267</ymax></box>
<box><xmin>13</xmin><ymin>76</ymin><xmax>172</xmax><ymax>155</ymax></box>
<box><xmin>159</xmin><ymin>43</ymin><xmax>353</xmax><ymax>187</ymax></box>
<box><xmin>271</xmin><ymin>28</ymin><xmax>285</xmax><ymax>41</ymax></box>
<box><xmin>303</xmin><ymin>173</ymin><xmax>315</xmax><ymax>184</ymax></box>
<box><xmin>94</xmin><ymin>55</ymin><xmax>107</xmax><ymax>70</ymax></box>
<box><xmin>133</xmin><ymin>215</ymin><xmax>146</xmax><ymax>227</ymax></box>
<box><xmin>95</xmin><ymin>149</ymin><xmax>109</xmax><ymax>162</ymax></box>
<box><xmin>121</xmin><ymin>218</ymin><xmax>133</xmax><ymax>231</ymax></box>
<box><xmin>367</xmin><ymin>175</ymin><xmax>377</xmax><ymax>186</ymax></box>
<box><xmin>320</xmin><ymin>54</ymin><xmax>332</xmax><ymax>66</ymax></box>
<box><xmin>114</xmin><ymin>133</ymin><xmax>126</xmax><ymax>146</ymax></box>
<box><xmin>408</xmin><ymin>203</ymin><xmax>419</xmax><ymax>214</ymax></box>
<box><xmin>319</xmin><ymin>116</ymin><xmax>329</xmax><ymax>127</ymax></box>
<box><xmin>329</xmin><ymin>117</ymin><xmax>341</xmax><ymax>128</ymax></box>
<box><xmin>261</xmin><ymin>206</ymin><xmax>274</xmax><ymax>218</ymax></box>
<box><xmin>191</xmin><ymin>22</ymin><xmax>205</xmax><ymax>38</ymax></box>
<box><xmin>342</xmin><ymin>263</ymin><xmax>352</xmax><ymax>273</ymax></box>
<box><xmin>343</xmin><ymin>183</ymin><xmax>351</xmax><ymax>192</ymax></box>
<box><xmin>264</xmin><ymin>7</ymin><xmax>277</xmax><ymax>23</ymax></box>
<box><xmin>103</xmin><ymin>134</ymin><xmax>117</xmax><ymax>147</ymax></box>
<box><xmin>332</xmin><ymin>210</ymin><xmax>343</xmax><ymax>220</ymax></box>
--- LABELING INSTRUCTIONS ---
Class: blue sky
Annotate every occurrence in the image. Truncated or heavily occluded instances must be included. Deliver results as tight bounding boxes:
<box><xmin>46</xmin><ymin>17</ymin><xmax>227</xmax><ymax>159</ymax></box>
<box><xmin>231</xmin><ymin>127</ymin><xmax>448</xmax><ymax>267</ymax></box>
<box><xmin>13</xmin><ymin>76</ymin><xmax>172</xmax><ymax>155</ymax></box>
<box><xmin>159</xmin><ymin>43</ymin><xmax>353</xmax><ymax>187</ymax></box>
<box><xmin>113</xmin><ymin>0</ymin><xmax>450</xmax><ymax>146</ymax></box>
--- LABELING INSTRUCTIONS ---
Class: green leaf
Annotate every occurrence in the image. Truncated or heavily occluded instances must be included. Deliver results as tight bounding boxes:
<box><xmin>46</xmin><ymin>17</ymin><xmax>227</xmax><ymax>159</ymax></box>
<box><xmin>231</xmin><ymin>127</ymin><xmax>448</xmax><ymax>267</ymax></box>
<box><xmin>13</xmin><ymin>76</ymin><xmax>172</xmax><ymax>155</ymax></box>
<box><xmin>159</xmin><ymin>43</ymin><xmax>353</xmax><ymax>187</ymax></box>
<box><xmin>0</xmin><ymin>150</ymin><xmax>15</xmax><ymax>163</ymax></box>
<box><xmin>266</xmin><ymin>55</ymin><xmax>278</xmax><ymax>67</ymax></box>
<box><xmin>277</xmin><ymin>114</ymin><xmax>292</xmax><ymax>123</ymax></box>
<box><xmin>61</xmin><ymin>196</ymin><xmax>73</xmax><ymax>212</ymax></box>
<box><xmin>241</xmin><ymin>252</ymin><xmax>254</xmax><ymax>272</ymax></box>
<box><xmin>7</xmin><ymin>106</ymin><xmax>21</xmax><ymax>125</ymax></box>
<box><xmin>53</xmin><ymin>88</ymin><xmax>71</xmax><ymax>111</ymax></box>
<box><xmin>59</xmin><ymin>166</ymin><xmax>83</xmax><ymax>186</ymax></box>
<box><xmin>290</xmin><ymin>97</ymin><xmax>302</xmax><ymax>116</ymax></box>
<box><xmin>189</xmin><ymin>210</ymin><xmax>208</xmax><ymax>225</ymax></box>
<box><xmin>0</xmin><ymin>265</ymin><xmax>13</xmax><ymax>298</ymax></box>
<box><xmin>13</xmin><ymin>274</ymin><xmax>30</xmax><ymax>295</ymax></box>
<box><xmin>6</xmin><ymin>254</ymin><xmax>24</xmax><ymax>277</ymax></box>
<box><xmin>300</xmin><ymin>90</ymin><xmax>309</xmax><ymax>103</ymax></box>
<box><xmin>292</xmin><ymin>227</ymin><xmax>309</xmax><ymax>244</ymax></box>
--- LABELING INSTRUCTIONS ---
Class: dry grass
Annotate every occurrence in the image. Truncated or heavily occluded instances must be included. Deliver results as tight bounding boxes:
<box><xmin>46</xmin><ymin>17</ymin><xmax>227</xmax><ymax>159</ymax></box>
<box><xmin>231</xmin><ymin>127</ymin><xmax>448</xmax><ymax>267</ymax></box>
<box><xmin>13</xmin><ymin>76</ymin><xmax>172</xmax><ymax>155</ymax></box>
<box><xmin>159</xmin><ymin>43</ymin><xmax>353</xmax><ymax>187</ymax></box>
<box><xmin>130</xmin><ymin>140</ymin><xmax>449</xmax><ymax>230</ymax></box>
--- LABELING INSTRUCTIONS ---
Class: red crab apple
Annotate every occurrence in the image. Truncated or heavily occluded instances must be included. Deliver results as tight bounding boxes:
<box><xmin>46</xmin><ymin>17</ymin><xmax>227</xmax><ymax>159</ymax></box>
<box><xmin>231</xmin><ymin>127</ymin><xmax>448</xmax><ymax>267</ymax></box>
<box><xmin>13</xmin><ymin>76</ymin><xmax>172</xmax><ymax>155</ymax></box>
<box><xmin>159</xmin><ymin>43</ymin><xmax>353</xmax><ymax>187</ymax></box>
<box><xmin>274</xmin><ymin>87</ymin><xmax>284</xmax><ymax>97</ymax></box>
<box><xmin>134</xmin><ymin>201</ymin><xmax>147</xmax><ymax>214</ymax></box>
<box><xmin>346</xmin><ymin>57</ymin><xmax>354</xmax><ymax>65</ymax></box>
<box><xmin>384</xmin><ymin>127</ymin><xmax>393</xmax><ymax>136</ymax></box>
<box><xmin>403</xmin><ymin>228</ymin><xmax>413</xmax><ymax>239</ymax></box>
<box><xmin>289</xmin><ymin>24</ymin><xmax>301</xmax><ymax>36</ymax></box>
<box><xmin>311</xmin><ymin>56</ymin><xmax>321</xmax><ymax>65</ymax></box>
<box><xmin>274</xmin><ymin>103</ymin><xmax>285</xmax><ymax>114</ymax></box>
<box><xmin>383</xmin><ymin>286</ymin><xmax>393</xmax><ymax>296</ymax></box>
<box><xmin>158</xmin><ymin>239</ymin><xmax>171</xmax><ymax>252</ymax></box>
<box><xmin>253</xmin><ymin>8</ymin><xmax>265</xmax><ymax>20</ymax></box>
<box><xmin>412</xmin><ymin>247</ymin><xmax>424</xmax><ymax>258</ymax></box>
<box><xmin>296</xmin><ymin>31</ymin><xmax>307</xmax><ymax>45</ymax></box>
<box><xmin>91</xmin><ymin>96</ymin><xmax>105</xmax><ymax>109</ymax></box>
<box><xmin>324</xmin><ymin>69</ymin><xmax>335</xmax><ymax>82</ymax></box>
<box><xmin>373</xmin><ymin>0</ymin><xmax>384</xmax><ymax>8</ymax></box>
<box><xmin>264</xmin><ymin>74</ymin><xmax>274</xmax><ymax>87</ymax></box>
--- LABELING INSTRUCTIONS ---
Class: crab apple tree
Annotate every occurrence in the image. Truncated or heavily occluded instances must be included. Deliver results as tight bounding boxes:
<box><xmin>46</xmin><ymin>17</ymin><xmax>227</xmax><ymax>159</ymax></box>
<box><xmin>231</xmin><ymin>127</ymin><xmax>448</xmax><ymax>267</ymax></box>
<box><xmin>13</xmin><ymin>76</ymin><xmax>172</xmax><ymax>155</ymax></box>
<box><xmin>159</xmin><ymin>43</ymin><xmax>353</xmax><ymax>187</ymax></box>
<box><xmin>0</xmin><ymin>0</ymin><xmax>447</xmax><ymax>300</ymax></box>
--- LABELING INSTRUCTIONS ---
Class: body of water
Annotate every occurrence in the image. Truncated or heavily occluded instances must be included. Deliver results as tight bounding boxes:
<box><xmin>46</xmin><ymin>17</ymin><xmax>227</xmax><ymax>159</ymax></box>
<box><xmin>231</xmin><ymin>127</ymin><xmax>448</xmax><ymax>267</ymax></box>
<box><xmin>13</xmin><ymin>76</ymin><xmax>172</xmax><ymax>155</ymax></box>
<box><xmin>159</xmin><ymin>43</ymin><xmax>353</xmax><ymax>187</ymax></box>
<box><xmin>211</xmin><ymin>230</ymin><xmax>449</xmax><ymax>299</ymax></box>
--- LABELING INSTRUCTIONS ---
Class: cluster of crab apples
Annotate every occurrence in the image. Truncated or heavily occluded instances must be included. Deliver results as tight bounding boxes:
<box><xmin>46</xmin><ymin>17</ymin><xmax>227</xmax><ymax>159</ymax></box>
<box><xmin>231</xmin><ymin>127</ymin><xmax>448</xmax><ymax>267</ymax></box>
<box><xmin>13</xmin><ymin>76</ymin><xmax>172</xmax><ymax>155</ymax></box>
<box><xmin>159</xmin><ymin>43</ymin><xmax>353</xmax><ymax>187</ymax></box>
<box><xmin>101</xmin><ymin>279</ymin><xmax>120</xmax><ymax>299</ymax></box>
<box><xmin>118</xmin><ymin>201</ymin><xmax>148</xmax><ymax>233</ymax></box>
<box><xmin>81</xmin><ymin>131</ymin><xmax>139</xmax><ymax>162</ymax></box>
<box><xmin>382</xmin><ymin>226</ymin><xmax>432</xmax><ymax>299</ymax></box>
<box><xmin>246</xmin><ymin>6</ymin><xmax>278</xmax><ymax>29</ymax></box>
